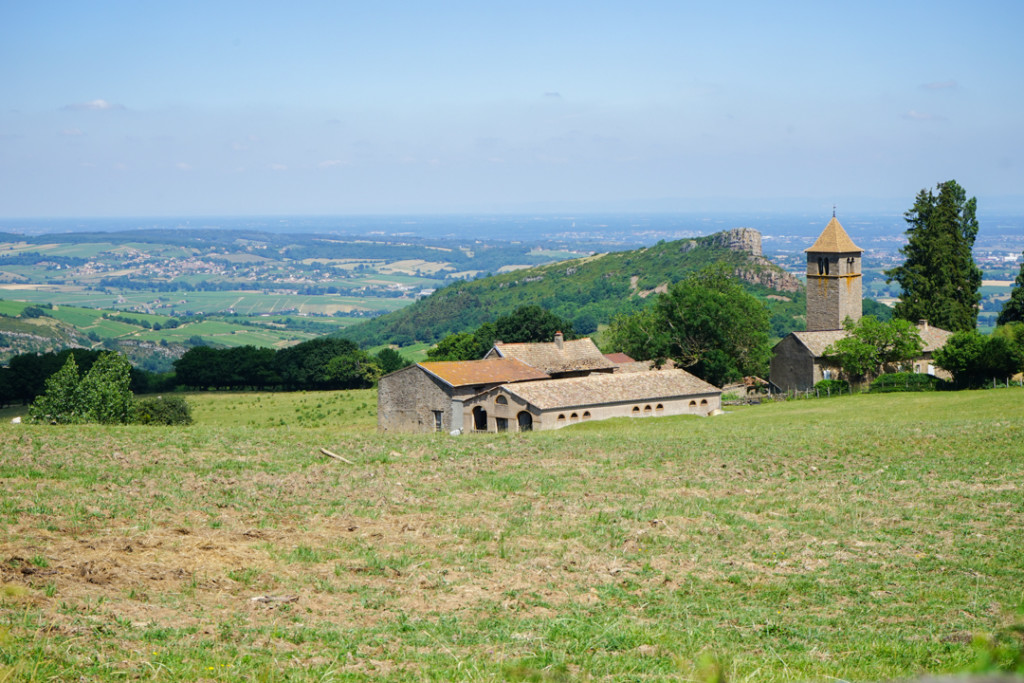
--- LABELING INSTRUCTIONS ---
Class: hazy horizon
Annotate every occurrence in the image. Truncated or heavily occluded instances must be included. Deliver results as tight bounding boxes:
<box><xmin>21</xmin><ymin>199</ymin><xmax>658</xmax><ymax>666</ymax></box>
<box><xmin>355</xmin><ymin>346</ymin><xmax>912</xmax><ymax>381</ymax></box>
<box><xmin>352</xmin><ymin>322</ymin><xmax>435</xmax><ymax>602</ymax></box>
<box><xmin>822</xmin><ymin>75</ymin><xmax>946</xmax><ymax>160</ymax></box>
<box><xmin>4</xmin><ymin>1</ymin><xmax>1022</xmax><ymax>218</ymax></box>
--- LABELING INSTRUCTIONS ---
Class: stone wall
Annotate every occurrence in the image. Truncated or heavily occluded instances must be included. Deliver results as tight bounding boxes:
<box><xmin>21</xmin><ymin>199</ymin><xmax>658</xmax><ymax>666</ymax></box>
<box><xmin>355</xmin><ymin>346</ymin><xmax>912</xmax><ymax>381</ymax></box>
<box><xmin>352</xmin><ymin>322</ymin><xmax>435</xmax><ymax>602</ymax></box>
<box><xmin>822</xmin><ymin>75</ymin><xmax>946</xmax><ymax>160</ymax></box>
<box><xmin>462</xmin><ymin>387</ymin><xmax>722</xmax><ymax>432</ymax></box>
<box><xmin>769</xmin><ymin>335</ymin><xmax>816</xmax><ymax>392</ymax></box>
<box><xmin>377</xmin><ymin>366</ymin><xmax>452</xmax><ymax>433</ymax></box>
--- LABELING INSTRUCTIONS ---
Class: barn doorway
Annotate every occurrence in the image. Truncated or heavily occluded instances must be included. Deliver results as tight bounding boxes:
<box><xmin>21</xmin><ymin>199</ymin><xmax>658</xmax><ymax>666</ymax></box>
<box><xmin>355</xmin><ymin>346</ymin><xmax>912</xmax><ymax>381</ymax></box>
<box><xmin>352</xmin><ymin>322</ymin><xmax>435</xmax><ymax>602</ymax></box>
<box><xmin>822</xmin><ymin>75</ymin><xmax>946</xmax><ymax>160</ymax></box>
<box><xmin>472</xmin><ymin>406</ymin><xmax>488</xmax><ymax>432</ymax></box>
<box><xmin>517</xmin><ymin>411</ymin><xmax>533</xmax><ymax>431</ymax></box>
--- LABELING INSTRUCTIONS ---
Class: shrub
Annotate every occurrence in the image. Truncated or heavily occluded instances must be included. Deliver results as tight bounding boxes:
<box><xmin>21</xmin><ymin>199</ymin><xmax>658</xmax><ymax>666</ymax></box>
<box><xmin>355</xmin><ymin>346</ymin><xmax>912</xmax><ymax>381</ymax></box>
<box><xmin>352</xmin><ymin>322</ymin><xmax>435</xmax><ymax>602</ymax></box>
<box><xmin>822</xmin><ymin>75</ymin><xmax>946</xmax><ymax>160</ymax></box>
<box><xmin>814</xmin><ymin>379</ymin><xmax>850</xmax><ymax>396</ymax></box>
<box><xmin>29</xmin><ymin>352</ymin><xmax>135</xmax><ymax>424</ymax></box>
<box><xmin>132</xmin><ymin>395</ymin><xmax>193</xmax><ymax>425</ymax></box>
<box><xmin>870</xmin><ymin>372</ymin><xmax>948</xmax><ymax>393</ymax></box>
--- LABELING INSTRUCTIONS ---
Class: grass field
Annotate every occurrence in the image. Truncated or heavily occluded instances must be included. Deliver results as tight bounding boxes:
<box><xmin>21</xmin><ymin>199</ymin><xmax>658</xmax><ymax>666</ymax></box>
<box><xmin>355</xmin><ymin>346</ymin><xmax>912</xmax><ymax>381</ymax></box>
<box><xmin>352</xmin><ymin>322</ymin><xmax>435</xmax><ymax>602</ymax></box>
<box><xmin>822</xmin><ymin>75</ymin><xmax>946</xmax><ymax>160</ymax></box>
<box><xmin>1</xmin><ymin>389</ymin><xmax>1022</xmax><ymax>681</ymax></box>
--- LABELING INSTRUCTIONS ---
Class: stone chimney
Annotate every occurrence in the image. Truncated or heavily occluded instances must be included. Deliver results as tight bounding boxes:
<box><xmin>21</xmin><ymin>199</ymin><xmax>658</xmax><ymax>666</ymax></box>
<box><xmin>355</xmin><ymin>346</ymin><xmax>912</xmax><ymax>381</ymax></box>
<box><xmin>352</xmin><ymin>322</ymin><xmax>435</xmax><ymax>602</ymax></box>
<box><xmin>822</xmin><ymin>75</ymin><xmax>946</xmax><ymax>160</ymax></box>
<box><xmin>919</xmin><ymin>319</ymin><xmax>929</xmax><ymax>331</ymax></box>
<box><xmin>554</xmin><ymin>331</ymin><xmax>564</xmax><ymax>349</ymax></box>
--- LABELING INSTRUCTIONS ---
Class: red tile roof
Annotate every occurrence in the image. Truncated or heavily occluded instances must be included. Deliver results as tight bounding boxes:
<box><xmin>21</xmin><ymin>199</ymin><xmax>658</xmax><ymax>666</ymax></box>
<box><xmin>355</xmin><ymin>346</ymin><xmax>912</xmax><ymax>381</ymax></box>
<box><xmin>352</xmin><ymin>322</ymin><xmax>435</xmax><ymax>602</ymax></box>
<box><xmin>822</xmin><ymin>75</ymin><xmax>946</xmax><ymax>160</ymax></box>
<box><xmin>418</xmin><ymin>358</ymin><xmax>549</xmax><ymax>387</ymax></box>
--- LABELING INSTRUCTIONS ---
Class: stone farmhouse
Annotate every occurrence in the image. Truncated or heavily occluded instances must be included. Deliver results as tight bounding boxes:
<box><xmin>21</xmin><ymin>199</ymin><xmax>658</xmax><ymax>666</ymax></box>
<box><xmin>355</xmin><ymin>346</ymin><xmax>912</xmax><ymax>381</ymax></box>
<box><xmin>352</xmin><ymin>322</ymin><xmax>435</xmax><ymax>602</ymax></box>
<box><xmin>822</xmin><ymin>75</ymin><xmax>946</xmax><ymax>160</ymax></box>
<box><xmin>769</xmin><ymin>215</ymin><xmax>952</xmax><ymax>392</ymax></box>
<box><xmin>378</xmin><ymin>333</ymin><xmax>721</xmax><ymax>433</ymax></box>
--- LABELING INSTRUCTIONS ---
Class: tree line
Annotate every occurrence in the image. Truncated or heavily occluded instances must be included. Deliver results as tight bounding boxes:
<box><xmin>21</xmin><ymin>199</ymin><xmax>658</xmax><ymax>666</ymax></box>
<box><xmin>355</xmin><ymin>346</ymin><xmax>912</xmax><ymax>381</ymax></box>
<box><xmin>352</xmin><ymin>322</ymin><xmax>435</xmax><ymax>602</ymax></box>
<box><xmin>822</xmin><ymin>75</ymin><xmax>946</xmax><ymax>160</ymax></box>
<box><xmin>171</xmin><ymin>338</ymin><xmax>410</xmax><ymax>392</ymax></box>
<box><xmin>0</xmin><ymin>338</ymin><xmax>411</xmax><ymax>407</ymax></box>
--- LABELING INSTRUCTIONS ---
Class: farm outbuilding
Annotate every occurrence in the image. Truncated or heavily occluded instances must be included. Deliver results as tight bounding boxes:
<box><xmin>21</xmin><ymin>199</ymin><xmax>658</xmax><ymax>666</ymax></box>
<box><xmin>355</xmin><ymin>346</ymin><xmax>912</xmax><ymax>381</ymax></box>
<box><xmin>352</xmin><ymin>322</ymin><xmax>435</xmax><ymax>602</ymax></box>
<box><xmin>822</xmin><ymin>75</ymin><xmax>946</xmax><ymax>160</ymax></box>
<box><xmin>461</xmin><ymin>368</ymin><xmax>721</xmax><ymax>432</ymax></box>
<box><xmin>378</xmin><ymin>335</ymin><xmax>723</xmax><ymax>433</ymax></box>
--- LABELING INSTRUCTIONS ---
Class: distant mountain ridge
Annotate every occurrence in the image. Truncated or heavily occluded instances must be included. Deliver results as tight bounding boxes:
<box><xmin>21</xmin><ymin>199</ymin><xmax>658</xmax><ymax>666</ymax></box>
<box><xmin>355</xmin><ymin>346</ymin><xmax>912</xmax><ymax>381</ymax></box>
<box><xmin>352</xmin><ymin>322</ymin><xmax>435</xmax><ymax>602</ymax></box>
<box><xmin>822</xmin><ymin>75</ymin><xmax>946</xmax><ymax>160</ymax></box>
<box><xmin>342</xmin><ymin>228</ymin><xmax>806</xmax><ymax>348</ymax></box>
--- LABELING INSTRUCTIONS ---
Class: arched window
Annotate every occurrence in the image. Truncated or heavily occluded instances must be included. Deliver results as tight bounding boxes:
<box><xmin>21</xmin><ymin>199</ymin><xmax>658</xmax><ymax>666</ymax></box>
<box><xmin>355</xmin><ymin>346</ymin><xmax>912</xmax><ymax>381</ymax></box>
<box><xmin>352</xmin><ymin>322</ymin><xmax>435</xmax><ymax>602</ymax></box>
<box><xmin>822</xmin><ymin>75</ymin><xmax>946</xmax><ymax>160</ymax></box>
<box><xmin>700</xmin><ymin>399</ymin><xmax>708</xmax><ymax>406</ymax></box>
<box><xmin>632</xmin><ymin>406</ymin><xmax>640</xmax><ymax>416</ymax></box>
<box><xmin>570</xmin><ymin>412</ymin><xmax>579</xmax><ymax>422</ymax></box>
<box><xmin>643</xmin><ymin>405</ymin><xmax>652</xmax><ymax>415</ymax></box>
<box><xmin>495</xmin><ymin>395</ymin><xmax>508</xmax><ymax>405</ymax></box>
<box><xmin>817</xmin><ymin>257</ymin><xmax>824</xmax><ymax>275</ymax></box>
<box><xmin>689</xmin><ymin>400</ymin><xmax>697</xmax><ymax>407</ymax></box>
<box><xmin>557</xmin><ymin>414</ymin><xmax>566</xmax><ymax>423</ymax></box>
<box><xmin>655</xmin><ymin>404</ymin><xmax>664</xmax><ymax>413</ymax></box>
<box><xmin>582</xmin><ymin>411</ymin><xmax>591</xmax><ymax>421</ymax></box>
<box><xmin>823</xmin><ymin>258</ymin><xmax>830</xmax><ymax>275</ymax></box>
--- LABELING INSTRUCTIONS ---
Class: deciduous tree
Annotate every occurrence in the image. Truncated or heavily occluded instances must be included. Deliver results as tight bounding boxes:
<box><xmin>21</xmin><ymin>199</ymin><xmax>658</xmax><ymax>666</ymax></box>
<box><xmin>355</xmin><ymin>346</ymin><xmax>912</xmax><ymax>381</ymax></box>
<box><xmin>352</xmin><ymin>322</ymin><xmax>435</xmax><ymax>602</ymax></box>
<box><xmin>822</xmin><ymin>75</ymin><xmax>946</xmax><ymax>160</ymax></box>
<box><xmin>493</xmin><ymin>305</ymin><xmax>574</xmax><ymax>344</ymax></box>
<box><xmin>822</xmin><ymin>316</ymin><xmax>924</xmax><ymax>384</ymax></box>
<box><xmin>606</xmin><ymin>266</ymin><xmax>771</xmax><ymax>386</ymax></box>
<box><xmin>934</xmin><ymin>329</ymin><xmax>1023</xmax><ymax>388</ymax></box>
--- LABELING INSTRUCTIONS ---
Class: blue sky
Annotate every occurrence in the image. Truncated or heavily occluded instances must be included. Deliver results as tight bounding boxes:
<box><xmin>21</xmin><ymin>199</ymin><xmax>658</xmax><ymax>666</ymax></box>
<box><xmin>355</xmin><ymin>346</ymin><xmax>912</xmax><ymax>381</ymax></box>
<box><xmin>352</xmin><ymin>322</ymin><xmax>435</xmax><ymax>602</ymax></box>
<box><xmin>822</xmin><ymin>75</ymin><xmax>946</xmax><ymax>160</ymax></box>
<box><xmin>2</xmin><ymin>1</ymin><xmax>1022</xmax><ymax>217</ymax></box>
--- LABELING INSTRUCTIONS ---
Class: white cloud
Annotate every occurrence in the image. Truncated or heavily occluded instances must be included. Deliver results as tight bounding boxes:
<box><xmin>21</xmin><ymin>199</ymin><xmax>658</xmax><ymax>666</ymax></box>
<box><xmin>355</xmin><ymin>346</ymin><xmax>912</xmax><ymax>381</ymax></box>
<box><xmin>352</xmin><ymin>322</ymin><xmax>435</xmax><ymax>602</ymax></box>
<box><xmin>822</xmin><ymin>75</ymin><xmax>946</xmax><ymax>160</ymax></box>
<box><xmin>62</xmin><ymin>99</ymin><xmax>125</xmax><ymax>111</ymax></box>
<box><xmin>175</xmin><ymin>162</ymin><xmax>192</xmax><ymax>171</ymax></box>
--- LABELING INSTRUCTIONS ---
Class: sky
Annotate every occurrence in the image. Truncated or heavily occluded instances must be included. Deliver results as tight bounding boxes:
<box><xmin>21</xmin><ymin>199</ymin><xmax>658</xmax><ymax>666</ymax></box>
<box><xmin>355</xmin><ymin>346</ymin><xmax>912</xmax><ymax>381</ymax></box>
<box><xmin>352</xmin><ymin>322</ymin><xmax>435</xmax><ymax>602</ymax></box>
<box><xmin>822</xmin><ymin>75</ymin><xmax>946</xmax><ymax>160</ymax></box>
<box><xmin>2</xmin><ymin>1</ymin><xmax>1023</xmax><ymax>218</ymax></box>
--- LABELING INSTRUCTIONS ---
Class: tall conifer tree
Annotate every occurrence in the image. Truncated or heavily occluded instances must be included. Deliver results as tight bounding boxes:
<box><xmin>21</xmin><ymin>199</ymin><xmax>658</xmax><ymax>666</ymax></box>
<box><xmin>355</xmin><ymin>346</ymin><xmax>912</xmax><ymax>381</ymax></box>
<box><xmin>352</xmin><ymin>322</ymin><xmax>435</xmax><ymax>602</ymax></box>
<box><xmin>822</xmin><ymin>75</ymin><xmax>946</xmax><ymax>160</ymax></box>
<box><xmin>885</xmin><ymin>180</ymin><xmax>982</xmax><ymax>332</ymax></box>
<box><xmin>996</xmin><ymin>252</ymin><xmax>1024</xmax><ymax>325</ymax></box>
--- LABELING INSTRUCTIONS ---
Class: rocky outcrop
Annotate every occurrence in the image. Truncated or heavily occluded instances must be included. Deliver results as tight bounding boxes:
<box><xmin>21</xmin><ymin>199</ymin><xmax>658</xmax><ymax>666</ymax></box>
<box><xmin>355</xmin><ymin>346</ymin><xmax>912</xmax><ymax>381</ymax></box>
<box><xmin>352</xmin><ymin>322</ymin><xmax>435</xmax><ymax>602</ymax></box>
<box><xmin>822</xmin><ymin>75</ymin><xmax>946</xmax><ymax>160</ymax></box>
<box><xmin>701</xmin><ymin>228</ymin><xmax>801</xmax><ymax>293</ymax></box>
<box><xmin>710</xmin><ymin>228</ymin><xmax>762</xmax><ymax>257</ymax></box>
<box><xmin>733</xmin><ymin>266</ymin><xmax>801</xmax><ymax>293</ymax></box>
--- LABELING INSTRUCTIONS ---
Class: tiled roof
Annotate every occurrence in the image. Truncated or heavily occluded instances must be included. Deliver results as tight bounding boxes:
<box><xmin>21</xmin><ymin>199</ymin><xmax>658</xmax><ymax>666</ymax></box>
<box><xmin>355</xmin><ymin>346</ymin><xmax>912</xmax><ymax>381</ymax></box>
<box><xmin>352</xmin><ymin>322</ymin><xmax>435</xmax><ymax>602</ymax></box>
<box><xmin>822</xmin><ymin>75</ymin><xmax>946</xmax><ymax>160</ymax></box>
<box><xmin>418</xmin><ymin>358</ymin><xmax>549</xmax><ymax>388</ymax></box>
<box><xmin>789</xmin><ymin>329</ymin><xmax>850</xmax><ymax>356</ymax></box>
<box><xmin>491</xmin><ymin>337</ymin><xmax>617</xmax><ymax>374</ymax></box>
<box><xmin>503</xmin><ymin>368</ymin><xmax>720</xmax><ymax>411</ymax></box>
<box><xmin>614</xmin><ymin>358</ymin><xmax>679</xmax><ymax>373</ymax></box>
<box><xmin>787</xmin><ymin>322</ymin><xmax>952</xmax><ymax>357</ymax></box>
<box><xmin>603</xmin><ymin>352</ymin><xmax>635</xmax><ymax>364</ymax></box>
<box><xmin>805</xmin><ymin>217</ymin><xmax>863</xmax><ymax>253</ymax></box>
<box><xmin>915</xmin><ymin>323</ymin><xmax>953</xmax><ymax>352</ymax></box>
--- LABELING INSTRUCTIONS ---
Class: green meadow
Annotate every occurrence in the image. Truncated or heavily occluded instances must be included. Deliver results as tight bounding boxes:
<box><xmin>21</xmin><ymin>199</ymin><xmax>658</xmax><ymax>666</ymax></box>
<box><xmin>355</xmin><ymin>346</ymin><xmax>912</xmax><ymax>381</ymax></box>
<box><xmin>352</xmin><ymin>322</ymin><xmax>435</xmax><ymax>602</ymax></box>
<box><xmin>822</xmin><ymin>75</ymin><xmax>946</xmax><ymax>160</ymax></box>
<box><xmin>1</xmin><ymin>389</ymin><xmax>1022</xmax><ymax>681</ymax></box>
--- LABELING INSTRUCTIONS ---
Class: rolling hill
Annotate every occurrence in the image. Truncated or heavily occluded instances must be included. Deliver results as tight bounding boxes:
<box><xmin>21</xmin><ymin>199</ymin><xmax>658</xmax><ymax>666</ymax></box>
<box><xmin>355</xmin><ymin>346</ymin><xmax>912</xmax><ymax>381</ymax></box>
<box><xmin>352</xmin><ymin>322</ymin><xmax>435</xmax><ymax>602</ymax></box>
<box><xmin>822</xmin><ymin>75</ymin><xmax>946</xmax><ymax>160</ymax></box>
<box><xmin>341</xmin><ymin>228</ymin><xmax>807</xmax><ymax>347</ymax></box>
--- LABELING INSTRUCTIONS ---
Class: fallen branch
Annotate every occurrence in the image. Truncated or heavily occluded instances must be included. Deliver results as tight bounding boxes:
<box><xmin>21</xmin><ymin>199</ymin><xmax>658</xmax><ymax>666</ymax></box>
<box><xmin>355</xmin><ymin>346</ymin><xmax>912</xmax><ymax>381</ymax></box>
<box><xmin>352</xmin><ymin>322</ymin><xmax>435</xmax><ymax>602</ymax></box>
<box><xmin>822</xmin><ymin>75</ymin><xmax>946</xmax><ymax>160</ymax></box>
<box><xmin>320</xmin><ymin>448</ymin><xmax>355</xmax><ymax>465</ymax></box>
<box><xmin>250</xmin><ymin>595</ymin><xmax>299</xmax><ymax>604</ymax></box>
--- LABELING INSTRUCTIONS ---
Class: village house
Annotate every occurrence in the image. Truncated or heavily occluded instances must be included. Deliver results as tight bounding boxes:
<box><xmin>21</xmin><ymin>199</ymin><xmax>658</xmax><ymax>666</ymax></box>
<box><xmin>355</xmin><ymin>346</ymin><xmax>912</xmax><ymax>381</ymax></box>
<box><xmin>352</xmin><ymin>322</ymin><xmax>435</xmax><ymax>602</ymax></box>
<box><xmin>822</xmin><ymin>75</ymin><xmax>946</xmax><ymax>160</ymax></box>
<box><xmin>378</xmin><ymin>334</ymin><xmax>723</xmax><ymax>433</ymax></box>
<box><xmin>769</xmin><ymin>215</ymin><xmax>952</xmax><ymax>392</ymax></box>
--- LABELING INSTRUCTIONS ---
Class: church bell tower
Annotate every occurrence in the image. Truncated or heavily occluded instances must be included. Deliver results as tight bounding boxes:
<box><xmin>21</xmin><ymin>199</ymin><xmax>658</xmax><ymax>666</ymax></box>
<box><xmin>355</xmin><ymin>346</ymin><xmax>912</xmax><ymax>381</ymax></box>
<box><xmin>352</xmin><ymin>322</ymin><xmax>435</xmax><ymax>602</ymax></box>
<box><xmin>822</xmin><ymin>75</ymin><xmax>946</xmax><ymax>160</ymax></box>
<box><xmin>805</xmin><ymin>213</ymin><xmax>863</xmax><ymax>331</ymax></box>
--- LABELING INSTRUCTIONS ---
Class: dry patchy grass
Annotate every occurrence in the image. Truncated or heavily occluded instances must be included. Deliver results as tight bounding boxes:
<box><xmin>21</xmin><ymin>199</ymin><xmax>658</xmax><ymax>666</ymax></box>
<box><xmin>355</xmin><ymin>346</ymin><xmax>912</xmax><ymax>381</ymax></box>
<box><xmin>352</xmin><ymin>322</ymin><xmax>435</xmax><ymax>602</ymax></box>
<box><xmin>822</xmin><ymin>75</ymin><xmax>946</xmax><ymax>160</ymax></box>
<box><xmin>0</xmin><ymin>389</ymin><xmax>1022</xmax><ymax>680</ymax></box>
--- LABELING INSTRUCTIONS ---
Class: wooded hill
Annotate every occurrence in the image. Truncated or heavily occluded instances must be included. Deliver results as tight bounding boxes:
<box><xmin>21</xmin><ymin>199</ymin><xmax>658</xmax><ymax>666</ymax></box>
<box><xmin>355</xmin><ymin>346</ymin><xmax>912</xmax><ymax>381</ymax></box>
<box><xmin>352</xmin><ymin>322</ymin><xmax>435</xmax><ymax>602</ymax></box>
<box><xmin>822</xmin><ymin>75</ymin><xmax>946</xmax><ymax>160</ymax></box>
<box><xmin>342</xmin><ymin>228</ymin><xmax>808</xmax><ymax>347</ymax></box>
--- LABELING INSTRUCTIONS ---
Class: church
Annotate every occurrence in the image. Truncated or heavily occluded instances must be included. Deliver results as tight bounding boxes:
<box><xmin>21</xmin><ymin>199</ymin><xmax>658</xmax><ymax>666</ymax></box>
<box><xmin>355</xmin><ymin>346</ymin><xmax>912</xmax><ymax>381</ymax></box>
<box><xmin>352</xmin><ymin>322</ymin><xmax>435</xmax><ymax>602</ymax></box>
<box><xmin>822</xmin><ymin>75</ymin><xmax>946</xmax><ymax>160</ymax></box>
<box><xmin>769</xmin><ymin>215</ymin><xmax>952</xmax><ymax>392</ymax></box>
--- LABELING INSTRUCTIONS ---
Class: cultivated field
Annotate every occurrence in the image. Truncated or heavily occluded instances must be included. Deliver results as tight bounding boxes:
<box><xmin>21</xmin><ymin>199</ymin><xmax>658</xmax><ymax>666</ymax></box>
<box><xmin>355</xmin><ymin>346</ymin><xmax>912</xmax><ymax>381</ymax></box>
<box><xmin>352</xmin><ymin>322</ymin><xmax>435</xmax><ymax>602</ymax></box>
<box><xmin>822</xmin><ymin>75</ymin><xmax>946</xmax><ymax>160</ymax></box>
<box><xmin>1</xmin><ymin>390</ymin><xmax>1022</xmax><ymax>681</ymax></box>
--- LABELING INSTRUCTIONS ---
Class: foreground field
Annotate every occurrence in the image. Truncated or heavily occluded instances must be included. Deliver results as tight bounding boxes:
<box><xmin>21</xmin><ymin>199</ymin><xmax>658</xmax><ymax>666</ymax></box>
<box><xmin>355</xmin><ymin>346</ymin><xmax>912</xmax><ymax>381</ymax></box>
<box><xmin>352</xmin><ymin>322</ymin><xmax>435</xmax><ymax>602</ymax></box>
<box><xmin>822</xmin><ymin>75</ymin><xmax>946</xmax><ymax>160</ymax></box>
<box><xmin>1</xmin><ymin>390</ymin><xmax>1022</xmax><ymax>681</ymax></box>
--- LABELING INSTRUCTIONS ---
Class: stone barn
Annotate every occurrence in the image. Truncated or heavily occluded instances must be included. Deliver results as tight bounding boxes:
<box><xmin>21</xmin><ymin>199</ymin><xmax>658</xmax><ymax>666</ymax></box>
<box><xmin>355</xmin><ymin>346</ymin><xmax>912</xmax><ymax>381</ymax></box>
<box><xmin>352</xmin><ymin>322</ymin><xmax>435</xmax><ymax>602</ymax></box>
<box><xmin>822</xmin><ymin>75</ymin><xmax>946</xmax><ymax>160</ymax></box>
<box><xmin>378</xmin><ymin>334</ymin><xmax>724</xmax><ymax>433</ymax></box>
<box><xmin>377</xmin><ymin>358</ymin><xmax>548</xmax><ymax>433</ymax></box>
<box><xmin>461</xmin><ymin>368</ymin><xmax>721</xmax><ymax>432</ymax></box>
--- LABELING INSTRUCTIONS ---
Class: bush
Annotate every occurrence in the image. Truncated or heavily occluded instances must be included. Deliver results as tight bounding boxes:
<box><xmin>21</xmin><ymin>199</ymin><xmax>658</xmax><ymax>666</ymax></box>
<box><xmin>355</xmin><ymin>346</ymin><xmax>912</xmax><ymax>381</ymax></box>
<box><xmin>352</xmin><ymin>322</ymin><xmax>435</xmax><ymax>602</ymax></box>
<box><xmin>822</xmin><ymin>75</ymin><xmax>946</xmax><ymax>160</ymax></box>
<box><xmin>814</xmin><ymin>379</ymin><xmax>850</xmax><ymax>396</ymax></box>
<box><xmin>132</xmin><ymin>395</ymin><xmax>193</xmax><ymax>425</ymax></box>
<box><xmin>870</xmin><ymin>372</ymin><xmax>948</xmax><ymax>393</ymax></box>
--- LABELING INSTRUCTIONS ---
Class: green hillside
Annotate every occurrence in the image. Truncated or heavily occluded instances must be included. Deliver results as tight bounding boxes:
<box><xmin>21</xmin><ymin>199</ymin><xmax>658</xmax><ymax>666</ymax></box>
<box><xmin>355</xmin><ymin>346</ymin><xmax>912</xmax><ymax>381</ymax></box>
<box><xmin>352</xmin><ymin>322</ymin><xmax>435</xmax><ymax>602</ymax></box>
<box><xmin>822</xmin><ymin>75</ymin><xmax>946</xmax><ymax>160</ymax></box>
<box><xmin>342</xmin><ymin>228</ymin><xmax>806</xmax><ymax>347</ymax></box>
